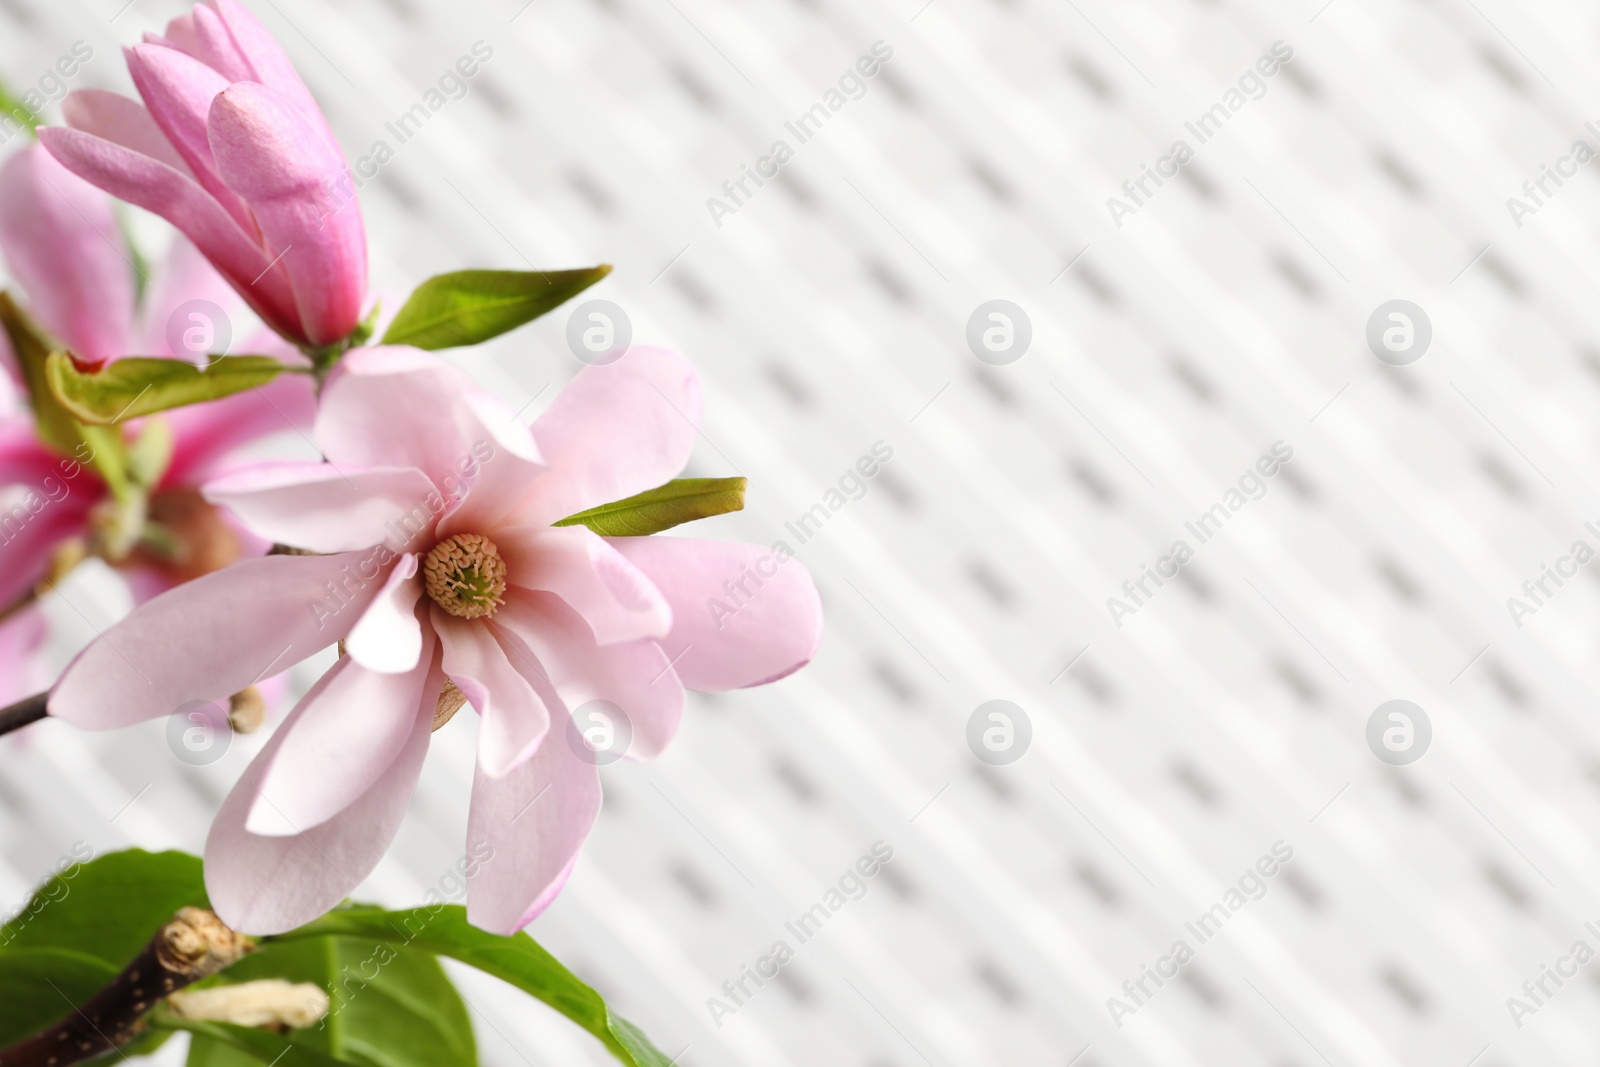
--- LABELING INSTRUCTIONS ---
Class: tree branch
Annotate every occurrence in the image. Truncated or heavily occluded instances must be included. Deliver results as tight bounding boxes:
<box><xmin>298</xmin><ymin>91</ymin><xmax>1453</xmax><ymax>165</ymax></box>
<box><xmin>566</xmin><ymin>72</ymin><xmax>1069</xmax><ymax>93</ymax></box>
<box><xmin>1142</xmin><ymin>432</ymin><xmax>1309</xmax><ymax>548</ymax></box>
<box><xmin>0</xmin><ymin>907</ymin><xmax>251</xmax><ymax>1066</ymax></box>
<box><xmin>0</xmin><ymin>692</ymin><xmax>46</xmax><ymax>738</ymax></box>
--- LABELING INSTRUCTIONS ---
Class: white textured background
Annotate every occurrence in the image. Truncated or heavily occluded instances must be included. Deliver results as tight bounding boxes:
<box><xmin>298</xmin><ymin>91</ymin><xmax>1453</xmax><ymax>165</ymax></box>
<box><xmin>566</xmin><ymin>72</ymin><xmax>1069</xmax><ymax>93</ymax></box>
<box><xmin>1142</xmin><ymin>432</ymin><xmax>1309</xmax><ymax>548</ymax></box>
<box><xmin>9</xmin><ymin>0</ymin><xmax>1600</xmax><ymax>1064</ymax></box>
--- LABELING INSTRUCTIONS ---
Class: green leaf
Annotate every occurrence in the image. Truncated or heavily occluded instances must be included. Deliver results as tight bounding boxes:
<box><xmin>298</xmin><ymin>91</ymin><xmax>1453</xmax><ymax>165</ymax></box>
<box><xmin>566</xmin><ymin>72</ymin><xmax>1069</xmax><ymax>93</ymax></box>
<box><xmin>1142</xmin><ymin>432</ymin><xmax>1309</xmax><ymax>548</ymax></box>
<box><xmin>188</xmin><ymin>934</ymin><xmax>475</xmax><ymax>1067</ymax></box>
<box><xmin>277</xmin><ymin>906</ymin><xmax>673</xmax><ymax>1066</ymax></box>
<box><xmin>0</xmin><ymin>849</ymin><xmax>208</xmax><ymax>969</ymax></box>
<box><xmin>0</xmin><ymin>79</ymin><xmax>38</xmax><ymax>137</ymax></box>
<box><xmin>126</xmin><ymin>415</ymin><xmax>176</xmax><ymax>489</ymax></box>
<box><xmin>0</xmin><ymin>292</ymin><xmax>102</xmax><ymax>463</ymax></box>
<box><xmin>554</xmin><ymin>477</ymin><xmax>747</xmax><ymax>536</ymax></box>
<box><xmin>158</xmin><ymin>1017</ymin><xmax>357</xmax><ymax>1067</ymax></box>
<box><xmin>0</xmin><ymin>948</ymin><xmax>117</xmax><ymax>1045</ymax></box>
<box><xmin>381</xmin><ymin>266</ymin><xmax>611</xmax><ymax>350</ymax></box>
<box><xmin>46</xmin><ymin>352</ymin><xmax>294</xmax><ymax>425</ymax></box>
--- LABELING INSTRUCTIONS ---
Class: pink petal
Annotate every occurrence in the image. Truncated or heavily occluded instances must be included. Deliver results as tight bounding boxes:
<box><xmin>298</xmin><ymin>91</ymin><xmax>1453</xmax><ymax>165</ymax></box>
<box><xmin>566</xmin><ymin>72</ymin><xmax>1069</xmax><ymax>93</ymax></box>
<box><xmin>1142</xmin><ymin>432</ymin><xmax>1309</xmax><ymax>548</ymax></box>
<box><xmin>316</xmin><ymin>347</ymin><xmax>479</xmax><ymax>489</ymax></box>
<box><xmin>434</xmin><ymin>391</ymin><xmax>545</xmax><ymax>539</ymax></box>
<box><xmin>520</xmin><ymin>347</ymin><xmax>701</xmax><ymax>526</ymax></box>
<box><xmin>0</xmin><ymin>491</ymin><xmax>95</xmax><ymax>610</ymax></box>
<box><xmin>0</xmin><ymin>418</ymin><xmax>69</xmax><ymax>491</ymax></box>
<box><xmin>37</xmin><ymin>125</ymin><xmax>303</xmax><ymax>342</ymax></box>
<box><xmin>0</xmin><ymin>606</ymin><xmax>49</xmax><ymax>706</ymax></box>
<box><xmin>464</xmin><ymin>728</ymin><xmax>600</xmax><ymax>934</ymax></box>
<box><xmin>205</xmin><ymin>649</ymin><xmax>437</xmax><ymax>935</ymax></box>
<box><xmin>0</xmin><ymin>144</ymin><xmax>134</xmax><ymax>367</ymax></box>
<box><xmin>434</xmin><ymin>610</ymin><xmax>551</xmax><ymax>778</ymax></box>
<box><xmin>62</xmin><ymin>89</ymin><xmax>194</xmax><ymax>181</ymax></box>
<box><xmin>495</xmin><ymin>525</ymin><xmax>669</xmax><ymax>645</ymax></box>
<box><xmin>208</xmin><ymin>82</ymin><xmax>365</xmax><ymax>346</ymax></box>
<box><xmin>610</xmin><ymin>537</ymin><xmax>823</xmax><ymax>691</ymax></box>
<box><xmin>163</xmin><ymin>371</ymin><xmax>316</xmax><ymax>487</ymax></box>
<box><xmin>137</xmin><ymin>234</ymin><xmax>249</xmax><ymax>360</ymax></box>
<box><xmin>495</xmin><ymin>590</ymin><xmax>684</xmax><ymax>762</ymax></box>
<box><xmin>126</xmin><ymin>44</ymin><xmax>254</xmax><ymax>234</ymax></box>
<box><xmin>171</xmin><ymin>2</ymin><xmax>252</xmax><ymax>83</ymax></box>
<box><xmin>344</xmin><ymin>554</ymin><xmax>423</xmax><ymax>673</ymax></box>
<box><xmin>202</xmin><ymin>0</ymin><xmax>343</xmax><ymax>154</ymax></box>
<box><xmin>247</xmin><ymin>623</ymin><xmax>436</xmax><ymax>835</ymax></box>
<box><xmin>47</xmin><ymin>551</ymin><xmax>376</xmax><ymax>729</ymax></box>
<box><xmin>203</xmin><ymin>461</ymin><xmax>438</xmax><ymax>552</ymax></box>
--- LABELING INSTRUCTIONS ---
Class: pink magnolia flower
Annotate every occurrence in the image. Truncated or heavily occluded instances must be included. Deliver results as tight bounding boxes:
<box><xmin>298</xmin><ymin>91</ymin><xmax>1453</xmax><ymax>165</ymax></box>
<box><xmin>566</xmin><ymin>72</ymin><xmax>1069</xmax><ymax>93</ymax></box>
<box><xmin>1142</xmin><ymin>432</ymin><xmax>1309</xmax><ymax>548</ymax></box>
<box><xmin>47</xmin><ymin>346</ymin><xmax>824</xmax><ymax>935</ymax></box>
<box><xmin>38</xmin><ymin>0</ymin><xmax>366</xmax><ymax>349</ymax></box>
<box><xmin>0</xmin><ymin>143</ymin><xmax>132</xmax><ymax>369</ymax></box>
<box><xmin>0</xmin><ymin>140</ymin><xmax>316</xmax><ymax>623</ymax></box>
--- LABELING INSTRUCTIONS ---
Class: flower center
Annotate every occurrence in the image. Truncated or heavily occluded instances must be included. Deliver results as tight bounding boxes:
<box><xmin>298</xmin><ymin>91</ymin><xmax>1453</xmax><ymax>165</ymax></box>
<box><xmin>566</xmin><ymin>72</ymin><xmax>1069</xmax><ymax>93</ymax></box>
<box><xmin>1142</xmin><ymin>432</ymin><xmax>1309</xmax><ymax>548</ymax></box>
<box><xmin>423</xmin><ymin>533</ymin><xmax>507</xmax><ymax>619</ymax></box>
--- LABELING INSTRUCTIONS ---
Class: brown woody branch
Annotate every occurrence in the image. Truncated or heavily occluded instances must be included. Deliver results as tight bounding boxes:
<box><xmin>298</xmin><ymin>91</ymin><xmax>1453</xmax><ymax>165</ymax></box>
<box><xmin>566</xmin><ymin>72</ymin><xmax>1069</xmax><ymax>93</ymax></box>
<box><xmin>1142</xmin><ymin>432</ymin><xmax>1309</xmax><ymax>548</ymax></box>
<box><xmin>0</xmin><ymin>907</ymin><xmax>251</xmax><ymax>1066</ymax></box>
<box><xmin>0</xmin><ymin>692</ymin><xmax>46</xmax><ymax>739</ymax></box>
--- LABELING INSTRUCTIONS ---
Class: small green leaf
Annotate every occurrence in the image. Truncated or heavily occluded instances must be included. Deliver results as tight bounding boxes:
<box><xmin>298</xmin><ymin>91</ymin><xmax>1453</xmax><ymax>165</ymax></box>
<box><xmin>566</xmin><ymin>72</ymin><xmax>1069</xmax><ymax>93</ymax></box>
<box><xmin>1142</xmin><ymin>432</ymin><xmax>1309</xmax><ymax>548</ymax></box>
<box><xmin>277</xmin><ymin>906</ymin><xmax>673</xmax><ymax>1066</ymax></box>
<box><xmin>0</xmin><ymin>948</ymin><xmax>117</xmax><ymax>1045</ymax></box>
<box><xmin>554</xmin><ymin>477</ymin><xmax>747</xmax><ymax>536</ymax></box>
<box><xmin>382</xmin><ymin>266</ymin><xmax>611</xmax><ymax>350</ymax></box>
<box><xmin>191</xmin><ymin>934</ymin><xmax>475</xmax><ymax>1067</ymax></box>
<box><xmin>126</xmin><ymin>415</ymin><xmax>175</xmax><ymax>489</ymax></box>
<box><xmin>0</xmin><ymin>292</ymin><xmax>92</xmax><ymax>458</ymax></box>
<box><xmin>0</xmin><ymin>849</ymin><xmax>208</xmax><ymax>969</ymax></box>
<box><xmin>0</xmin><ymin>79</ymin><xmax>38</xmax><ymax>137</ymax></box>
<box><xmin>47</xmin><ymin>352</ymin><xmax>296</xmax><ymax>425</ymax></box>
<box><xmin>0</xmin><ymin>294</ymin><xmax>127</xmax><ymax>495</ymax></box>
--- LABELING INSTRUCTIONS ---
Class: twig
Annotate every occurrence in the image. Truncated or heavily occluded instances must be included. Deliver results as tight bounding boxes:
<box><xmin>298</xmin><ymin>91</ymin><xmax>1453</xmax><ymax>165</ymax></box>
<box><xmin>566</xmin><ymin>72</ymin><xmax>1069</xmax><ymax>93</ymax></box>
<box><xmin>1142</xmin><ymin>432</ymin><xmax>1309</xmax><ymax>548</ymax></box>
<box><xmin>0</xmin><ymin>692</ymin><xmax>47</xmax><ymax>738</ymax></box>
<box><xmin>0</xmin><ymin>908</ymin><xmax>252</xmax><ymax>1066</ymax></box>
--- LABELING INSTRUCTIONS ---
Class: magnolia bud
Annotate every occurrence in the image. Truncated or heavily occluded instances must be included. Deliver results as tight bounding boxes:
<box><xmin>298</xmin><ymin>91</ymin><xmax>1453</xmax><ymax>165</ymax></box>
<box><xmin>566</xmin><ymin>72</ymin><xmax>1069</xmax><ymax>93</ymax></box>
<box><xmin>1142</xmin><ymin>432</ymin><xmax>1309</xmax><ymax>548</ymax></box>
<box><xmin>228</xmin><ymin>687</ymin><xmax>267</xmax><ymax>734</ymax></box>
<box><xmin>435</xmin><ymin>679</ymin><xmax>466</xmax><ymax>731</ymax></box>
<box><xmin>167</xmin><ymin>979</ymin><xmax>329</xmax><ymax>1028</ymax></box>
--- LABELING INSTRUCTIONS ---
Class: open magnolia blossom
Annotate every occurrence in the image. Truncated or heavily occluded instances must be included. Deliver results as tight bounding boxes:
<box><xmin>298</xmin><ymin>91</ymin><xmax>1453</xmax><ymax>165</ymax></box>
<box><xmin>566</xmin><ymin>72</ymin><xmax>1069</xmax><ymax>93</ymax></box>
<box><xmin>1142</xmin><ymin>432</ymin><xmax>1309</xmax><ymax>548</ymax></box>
<box><xmin>47</xmin><ymin>345</ymin><xmax>823</xmax><ymax>935</ymax></box>
<box><xmin>39</xmin><ymin>0</ymin><xmax>366</xmax><ymax>349</ymax></box>
<box><xmin>0</xmin><ymin>140</ymin><xmax>313</xmax><ymax>704</ymax></box>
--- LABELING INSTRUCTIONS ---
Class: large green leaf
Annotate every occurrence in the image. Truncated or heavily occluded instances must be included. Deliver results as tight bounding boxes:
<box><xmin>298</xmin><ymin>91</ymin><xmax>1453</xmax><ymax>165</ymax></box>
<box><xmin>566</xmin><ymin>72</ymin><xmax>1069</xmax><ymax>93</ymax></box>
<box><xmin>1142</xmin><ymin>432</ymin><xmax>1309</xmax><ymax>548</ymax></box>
<box><xmin>186</xmin><ymin>934</ymin><xmax>475</xmax><ymax>1067</ymax></box>
<box><xmin>381</xmin><ymin>267</ymin><xmax>611</xmax><ymax>350</ymax></box>
<box><xmin>157</xmin><ymin>1018</ymin><xmax>357</xmax><ymax>1067</ymax></box>
<box><xmin>0</xmin><ymin>849</ymin><xmax>208</xmax><ymax>969</ymax></box>
<box><xmin>555</xmin><ymin>477</ymin><xmax>747</xmax><ymax>536</ymax></box>
<box><xmin>0</xmin><ymin>948</ymin><xmax>117</xmax><ymax>1044</ymax></box>
<box><xmin>277</xmin><ymin>906</ymin><xmax>672</xmax><ymax>1066</ymax></box>
<box><xmin>46</xmin><ymin>352</ymin><xmax>295</xmax><ymax>425</ymax></box>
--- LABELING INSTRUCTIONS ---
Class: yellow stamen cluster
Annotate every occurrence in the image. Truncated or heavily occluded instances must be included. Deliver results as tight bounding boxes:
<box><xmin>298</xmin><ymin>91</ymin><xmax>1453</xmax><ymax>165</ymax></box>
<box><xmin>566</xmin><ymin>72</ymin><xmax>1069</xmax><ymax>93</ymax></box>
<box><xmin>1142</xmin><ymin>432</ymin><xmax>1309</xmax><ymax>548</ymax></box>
<box><xmin>423</xmin><ymin>533</ymin><xmax>507</xmax><ymax>619</ymax></box>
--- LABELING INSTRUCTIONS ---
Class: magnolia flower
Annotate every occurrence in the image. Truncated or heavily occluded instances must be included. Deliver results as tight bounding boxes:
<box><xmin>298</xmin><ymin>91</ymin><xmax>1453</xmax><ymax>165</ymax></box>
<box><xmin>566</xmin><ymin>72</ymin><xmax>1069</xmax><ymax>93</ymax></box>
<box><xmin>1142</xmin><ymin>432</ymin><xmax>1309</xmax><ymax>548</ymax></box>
<box><xmin>47</xmin><ymin>346</ymin><xmax>824</xmax><ymax>935</ymax></box>
<box><xmin>0</xmin><ymin>140</ymin><xmax>315</xmax><ymax>642</ymax></box>
<box><xmin>0</xmin><ymin>143</ymin><xmax>132</xmax><ymax>369</ymax></box>
<box><xmin>38</xmin><ymin>0</ymin><xmax>365</xmax><ymax>349</ymax></box>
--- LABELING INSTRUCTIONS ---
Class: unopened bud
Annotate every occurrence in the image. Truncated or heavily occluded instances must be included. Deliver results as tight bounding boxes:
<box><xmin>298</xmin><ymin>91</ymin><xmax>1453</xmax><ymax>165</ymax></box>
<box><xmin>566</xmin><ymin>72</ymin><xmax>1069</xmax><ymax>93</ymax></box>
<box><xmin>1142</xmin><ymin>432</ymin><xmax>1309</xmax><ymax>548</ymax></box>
<box><xmin>167</xmin><ymin>979</ymin><xmax>329</xmax><ymax>1029</ymax></box>
<box><xmin>157</xmin><ymin>907</ymin><xmax>250</xmax><ymax>979</ymax></box>
<box><xmin>435</xmin><ymin>679</ymin><xmax>466</xmax><ymax>731</ymax></box>
<box><xmin>228</xmin><ymin>687</ymin><xmax>267</xmax><ymax>734</ymax></box>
